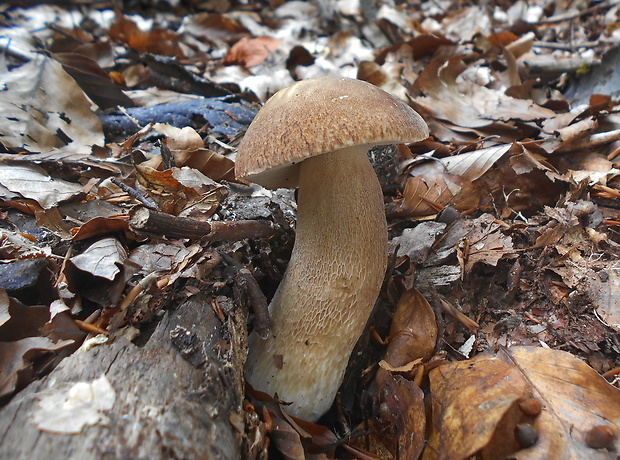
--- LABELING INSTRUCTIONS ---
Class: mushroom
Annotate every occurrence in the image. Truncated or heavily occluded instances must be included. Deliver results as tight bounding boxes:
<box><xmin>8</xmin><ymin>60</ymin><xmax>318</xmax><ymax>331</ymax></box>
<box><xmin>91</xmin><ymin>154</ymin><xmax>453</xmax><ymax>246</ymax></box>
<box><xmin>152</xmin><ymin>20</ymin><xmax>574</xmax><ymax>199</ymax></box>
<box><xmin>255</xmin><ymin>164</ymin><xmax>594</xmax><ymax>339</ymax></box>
<box><xmin>235</xmin><ymin>76</ymin><xmax>428</xmax><ymax>421</ymax></box>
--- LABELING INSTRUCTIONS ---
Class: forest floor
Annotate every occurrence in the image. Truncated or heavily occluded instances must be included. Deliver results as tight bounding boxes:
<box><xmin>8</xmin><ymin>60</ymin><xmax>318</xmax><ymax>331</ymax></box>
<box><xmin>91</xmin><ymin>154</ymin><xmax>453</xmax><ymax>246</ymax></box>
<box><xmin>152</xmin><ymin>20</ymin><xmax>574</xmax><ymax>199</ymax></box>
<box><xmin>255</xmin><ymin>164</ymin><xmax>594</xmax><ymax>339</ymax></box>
<box><xmin>1</xmin><ymin>0</ymin><xmax>620</xmax><ymax>458</ymax></box>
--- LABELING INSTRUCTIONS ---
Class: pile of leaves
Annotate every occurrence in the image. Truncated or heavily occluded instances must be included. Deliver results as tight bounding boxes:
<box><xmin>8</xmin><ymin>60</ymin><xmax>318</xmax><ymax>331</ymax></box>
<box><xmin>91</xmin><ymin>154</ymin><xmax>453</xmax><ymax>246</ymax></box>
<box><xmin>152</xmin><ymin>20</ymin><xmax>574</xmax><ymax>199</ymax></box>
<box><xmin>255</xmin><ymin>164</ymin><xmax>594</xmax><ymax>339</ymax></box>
<box><xmin>1</xmin><ymin>0</ymin><xmax>620</xmax><ymax>458</ymax></box>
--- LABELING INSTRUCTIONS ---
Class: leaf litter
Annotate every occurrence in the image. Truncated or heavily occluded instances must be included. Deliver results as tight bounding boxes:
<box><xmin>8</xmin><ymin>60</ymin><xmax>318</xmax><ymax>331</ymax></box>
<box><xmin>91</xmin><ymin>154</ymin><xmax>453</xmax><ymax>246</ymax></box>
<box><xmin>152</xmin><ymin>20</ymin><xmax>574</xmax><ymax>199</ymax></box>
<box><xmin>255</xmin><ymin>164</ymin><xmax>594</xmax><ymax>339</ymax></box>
<box><xmin>0</xmin><ymin>0</ymin><xmax>620</xmax><ymax>458</ymax></box>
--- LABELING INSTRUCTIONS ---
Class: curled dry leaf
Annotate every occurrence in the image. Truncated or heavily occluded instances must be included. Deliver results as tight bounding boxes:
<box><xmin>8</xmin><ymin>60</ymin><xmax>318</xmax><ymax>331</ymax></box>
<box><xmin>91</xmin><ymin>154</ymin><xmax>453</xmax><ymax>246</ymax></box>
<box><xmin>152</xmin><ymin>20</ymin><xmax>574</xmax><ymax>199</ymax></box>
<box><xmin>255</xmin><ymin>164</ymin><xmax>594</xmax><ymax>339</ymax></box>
<box><xmin>70</xmin><ymin>216</ymin><xmax>131</xmax><ymax>241</ymax></box>
<box><xmin>107</xmin><ymin>12</ymin><xmax>184</xmax><ymax>58</ymax></box>
<box><xmin>135</xmin><ymin>165</ymin><xmax>222</xmax><ymax>216</ymax></box>
<box><xmin>458</xmin><ymin>213</ymin><xmax>515</xmax><ymax>274</ymax></box>
<box><xmin>152</xmin><ymin>124</ymin><xmax>204</xmax><ymax>151</ymax></box>
<box><xmin>0</xmin><ymin>337</ymin><xmax>75</xmax><ymax>402</ymax></box>
<box><xmin>385</xmin><ymin>288</ymin><xmax>438</xmax><ymax>368</ymax></box>
<box><xmin>246</xmin><ymin>385</ymin><xmax>338</xmax><ymax>459</ymax></box>
<box><xmin>68</xmin><ymin>237</ymin><xmax>127</xmax><ymax>281</ymax></box>
<box><xmin>0</xmin><ymin>293</ymin><xmax>49</xmax><ymax>342</ymax></box>
<box><xmin>370</xmin><ymin>289</ymin><xmax>437</xmax><ymax>458</ymax></box>
<box><xmin>373</xmin><ymin>371</ymin><xmax>426</xmax><ymax>459</ymax></box>
<box><xmin>402</xmin><ymin>144</ymin><xmax>511</xmax><ymax>216</ymax></box>
<box><xmin>172</xmin><ymin>149</ymin><xmax>236</xmax><ymax>182</ymax></box>
<box><xmin>426</xmin><ymin>346</ymin><xmax>620</xmax><ymax>459</ymax></box>
<box><xmin>426</xmin><ymin>350</ymin><xmax>530</xmax><ymax>459</ymax></box>
<box><xmin>508</xmin><ymin>347</ymin><xmax>620</xmax><ymax>459</ymax></box>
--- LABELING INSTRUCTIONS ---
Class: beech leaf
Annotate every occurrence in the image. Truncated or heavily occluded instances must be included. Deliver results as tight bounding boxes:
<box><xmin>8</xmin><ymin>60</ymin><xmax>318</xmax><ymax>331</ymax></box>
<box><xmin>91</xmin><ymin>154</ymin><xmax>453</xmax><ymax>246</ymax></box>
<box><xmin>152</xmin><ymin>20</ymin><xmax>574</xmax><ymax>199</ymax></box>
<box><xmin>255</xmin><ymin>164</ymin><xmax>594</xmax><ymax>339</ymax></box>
<box><xmin>0</xmin><ymin>56</ymin><xmax>104</xmax><ymax>153</ymax></box>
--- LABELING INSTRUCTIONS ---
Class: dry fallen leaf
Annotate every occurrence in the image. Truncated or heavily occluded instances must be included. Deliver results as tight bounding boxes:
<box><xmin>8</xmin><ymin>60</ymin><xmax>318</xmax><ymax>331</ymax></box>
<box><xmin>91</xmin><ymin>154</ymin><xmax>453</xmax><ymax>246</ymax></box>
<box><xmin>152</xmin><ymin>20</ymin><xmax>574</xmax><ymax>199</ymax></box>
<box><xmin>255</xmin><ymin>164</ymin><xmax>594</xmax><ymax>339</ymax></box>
<box><xmin>53</xmin><ymin>52</ymin><xmax>135</xmax><ymax>110</ymax></box>
<box><xmin>412</xmin><ymin>56</ymin><xmax>556</xmax><ymax>132</ymax></box>
<box><xmin>426</xmin><ymin>350</ymin><xmax>530</xmax><ymax>459</ymax></box>
<box><xmin>373</xmin><ymin>371</ymin><xmax>426</xmax><ymax>459</ymax></box>
<box><xmin>369</xmin><ymin>289</ymin><xmax>437</xmax><ymax>458</ymax></box>
<box><xmin>460</xmin><ymin>213</ymin><xmax>515</xmax><ymax>274</ymax></box>
<box><xmin>68</xmin><ymin>237</ymin><xmax>127</xmax><ymax>281</ymax></box>
<box><xmin>0</xmin><ymin>163</ymin><xmax>84</xmax><ymax>210</ymax></box>
<box><xmin>402</xmin><ymin>144</ymin><xmax>511</xmax><ymax>216</ymax></box>
<box><xmin>385</xmin><ymin>288</ymin><xmax>437</xmax><ymax>368</ymax></box>
<box><xmin>222</xmin><ymin>36</ymin><xmax>282</xmax><ymax>68</ymax></box>
<box><xmin>0</xmin><ymin>337</ymin><xmax>75</xmax><ymax>402</ymax></box>
<box><xmin>0</xmin><ymin>56</ymin><xmax>104</xmax><ymax>153</ymax></box>
<box><xmin>426</xmin><ymin>346</ymin><xmax>620</xmax><ymax>459</ymax></box>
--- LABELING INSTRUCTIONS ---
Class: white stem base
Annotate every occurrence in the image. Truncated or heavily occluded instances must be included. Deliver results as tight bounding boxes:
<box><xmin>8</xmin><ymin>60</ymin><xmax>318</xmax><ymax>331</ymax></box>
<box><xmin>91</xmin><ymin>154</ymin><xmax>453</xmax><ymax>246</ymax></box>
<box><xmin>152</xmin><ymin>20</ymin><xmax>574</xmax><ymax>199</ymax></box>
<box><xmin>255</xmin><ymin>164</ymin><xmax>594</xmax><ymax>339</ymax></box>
<box><xmin>246</xmin><ymin>145</ymin><xmax>388</xmax><ymax>421</ymax></box>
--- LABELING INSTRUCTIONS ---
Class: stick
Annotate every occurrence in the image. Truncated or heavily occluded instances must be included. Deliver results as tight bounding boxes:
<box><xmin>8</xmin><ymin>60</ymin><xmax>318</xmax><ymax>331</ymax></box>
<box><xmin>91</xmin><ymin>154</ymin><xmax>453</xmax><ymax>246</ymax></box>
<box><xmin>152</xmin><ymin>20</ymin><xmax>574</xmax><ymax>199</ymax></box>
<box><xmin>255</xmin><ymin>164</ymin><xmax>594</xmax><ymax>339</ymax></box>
<box><xmin>221</xmin><ymin>252</ymin><xmax>272</xmax><ymax>338</ymax></box>
<box><xmin>129</xmin><ymin>206</ymin><xmax>277</xmax><ymax>241</ymax></box>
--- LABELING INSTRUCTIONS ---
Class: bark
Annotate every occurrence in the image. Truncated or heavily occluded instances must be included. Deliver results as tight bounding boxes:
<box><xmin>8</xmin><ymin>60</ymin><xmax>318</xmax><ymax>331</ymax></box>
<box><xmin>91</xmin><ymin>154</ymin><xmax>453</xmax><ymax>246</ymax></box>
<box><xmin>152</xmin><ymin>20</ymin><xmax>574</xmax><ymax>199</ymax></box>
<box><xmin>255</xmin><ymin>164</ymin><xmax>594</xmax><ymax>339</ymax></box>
<box><xmin>0</xmin><ymin>294</ymin><xmax>256</xmax><ymax>460</ymax></box>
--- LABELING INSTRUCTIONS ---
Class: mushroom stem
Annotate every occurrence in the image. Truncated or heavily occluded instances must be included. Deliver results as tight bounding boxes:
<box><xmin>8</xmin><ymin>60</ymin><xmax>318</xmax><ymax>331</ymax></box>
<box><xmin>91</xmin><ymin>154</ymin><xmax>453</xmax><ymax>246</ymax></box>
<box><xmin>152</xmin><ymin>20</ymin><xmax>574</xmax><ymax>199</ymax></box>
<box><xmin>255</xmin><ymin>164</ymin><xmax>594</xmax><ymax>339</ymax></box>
<box><xmin>246</xmin><ymin>144</ymin><xmax>388</xmax><ymax>421</ymax></box>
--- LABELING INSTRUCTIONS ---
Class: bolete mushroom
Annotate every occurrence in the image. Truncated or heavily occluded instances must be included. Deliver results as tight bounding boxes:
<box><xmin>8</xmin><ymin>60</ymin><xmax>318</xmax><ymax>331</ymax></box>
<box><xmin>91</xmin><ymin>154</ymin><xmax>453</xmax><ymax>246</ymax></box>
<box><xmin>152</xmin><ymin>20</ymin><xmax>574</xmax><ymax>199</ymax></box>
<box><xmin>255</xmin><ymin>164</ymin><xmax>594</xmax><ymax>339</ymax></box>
<box><xmin>236</xmin><ymin>76</ymin><xmax>428</xmax><ymax>421</ymax></box>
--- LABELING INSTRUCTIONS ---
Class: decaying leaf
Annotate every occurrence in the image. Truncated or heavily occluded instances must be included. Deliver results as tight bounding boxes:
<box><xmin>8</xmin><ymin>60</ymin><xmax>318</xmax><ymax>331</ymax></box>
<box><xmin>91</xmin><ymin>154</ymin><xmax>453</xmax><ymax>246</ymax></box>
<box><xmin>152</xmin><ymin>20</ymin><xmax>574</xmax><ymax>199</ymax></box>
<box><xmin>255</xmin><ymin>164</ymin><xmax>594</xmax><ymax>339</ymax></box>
<box><xmin>373</xmin><ymin>371</ymin><xmax>426</xmax><ymax>459</ymax></box>
<box><xmin>107</xmin><ymin>12</ymin><xmax>184</xmax><ymax>58</ymax></box>
<box><xmin>426</xmin><ymin>351</ymin><xmax>529</xmax><ymax>459</ymax></box>
<box><xmin>426</xmin><ymin>347</ymin><xmax>620</xmax><ymax>459</ymax></box>
<box><xmin>0</xmin><ymin>56</ymin><xmax>104</xmax><ymax>153</ymax></box>
<box><xmin>247</xmin><ymin>385</ymin><xmax>338</xmax><ymax>459</ymax></box>
<box><xmin>459</xmin><ymin>213</ymin><xmax>515</xmax><ymax>274</ymax></box>
<box><xmin>68</xmin><ymin>237</ymin><xmax>127</xmax><ymax>281</ymax></box>
<box><xmin>0</xmin><ymin>163</ymin><xmax>84</xmax><ymax>209</ymax></box>
<box><xmin>70</xmin><ymin>216</ymin><xmax>130</xmax><ymax>241</ymax></box>
<box><xmin>53</xmin><ymin>52</ymin><xmax>135</xmax><ymax>110</ymax></box>
<box><xmin>0</xmin><ymin>337</ymin><xmax>75</xmax><ymax>402</ymax></box>
<box><xmin>402</xmin><ymin>144</ymin><xmax>511</xmax><ymax>216</ymax></box>
<box><xmin>369</xmin><ymin>289</ymin><xmax>437</xmax><ymax>458</ymax></box>
<box><xmin>385</xmin><ymin>288</ymin><xmax>438</xmax><ymax>368</ymax></box>
<box><xmin>135</xmin><ymin>164</ymin><xmax>221</xmax><ymax>216</ymax></box>
<box><xmin>128</xmin><ymin>242</ymin><xmax>193</xmax><ymax>275</ymax></box>
<box><xmin>0</xmin><ymin>293</ymin><xmax>49</xmax><ymax>341</ymax></box>
<box><xmin>412</xmin><ymin>56</ymin><xmax>556</xmax><ymax>132</ymax></box>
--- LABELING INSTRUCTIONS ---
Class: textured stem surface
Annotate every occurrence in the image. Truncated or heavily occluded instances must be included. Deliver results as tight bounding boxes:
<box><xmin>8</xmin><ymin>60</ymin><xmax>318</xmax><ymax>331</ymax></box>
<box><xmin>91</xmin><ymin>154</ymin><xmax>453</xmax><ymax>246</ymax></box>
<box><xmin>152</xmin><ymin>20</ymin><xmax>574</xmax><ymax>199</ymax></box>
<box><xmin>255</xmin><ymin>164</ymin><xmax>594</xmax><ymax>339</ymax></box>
<box><xmin>246</xmin><ymin>145</ymin><xmax>388</xmax><ymax>421</ymax></box>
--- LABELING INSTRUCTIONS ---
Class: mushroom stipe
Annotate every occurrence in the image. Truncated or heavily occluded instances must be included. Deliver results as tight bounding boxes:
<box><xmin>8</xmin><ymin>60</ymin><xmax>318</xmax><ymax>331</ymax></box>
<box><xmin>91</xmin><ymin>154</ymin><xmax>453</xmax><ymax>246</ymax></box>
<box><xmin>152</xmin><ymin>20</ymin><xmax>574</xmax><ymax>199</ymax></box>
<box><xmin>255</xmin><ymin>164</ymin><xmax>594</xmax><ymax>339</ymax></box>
<box><xmin>236</xmin><ymin>76</ymin><xmax>429</xmax><ymax>421</ymax></box>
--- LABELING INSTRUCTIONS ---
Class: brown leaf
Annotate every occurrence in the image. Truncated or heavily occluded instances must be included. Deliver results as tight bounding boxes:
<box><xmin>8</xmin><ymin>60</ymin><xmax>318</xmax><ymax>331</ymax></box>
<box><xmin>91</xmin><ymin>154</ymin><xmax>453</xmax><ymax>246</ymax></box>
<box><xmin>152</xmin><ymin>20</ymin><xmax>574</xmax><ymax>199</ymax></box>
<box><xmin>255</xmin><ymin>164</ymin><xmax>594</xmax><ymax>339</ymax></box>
<box><xmin>460</xmin><ymin>214</ymin><xmax>514</xmax><ymax>273</ymax></box>
<box><xmin>506</xmin><ymin>347</ymin><xmax>620</xmax><ymax>459</ymax></box>
<box><xmin>426</xmin><ymin>347</ymin><xmax>620</xmax><ymax>459</ymax></box>
<box><xmin>412</xmin><ymin>56</ymin><xmax>556</xmax><ymax>131</ymax></box>
<box><xmin>68</xmin><ymin>237</ymin><xmax>127</xmax><ymax>281</ymax></box>
<box><xmin>183</xmin><ymin>12</ymin><xmax>248</xmax><ymax>43</ymax></box>
<box><xmin>53</xmin><ymin>52</ymin><xmax>135</xmax><ymax>109</ymax></box>
<box><xmin>426</xmin><ymin>351</ymin><xmax>530</xmax><ymax>459</ymax></box>
<box><xmin>222</xmin><ymin>36</ymin><xmax>282</xmax><ymax>68</ymax></box>
<box><xmin>402</xmin><ymin>144</ymin><xmax>511</xmax><ymax>216</ymax></box>
<box><xmin>384</xmin><ymin>288</ymin><xmax>437</xmax><ymax>368</ymax></box>
<box><xmin>373</xmin><ymin>370</ymin><xmax>426</xmax><ymax>459</ymax></box>
<box><xmin>402</xmin><ymin>171</ymin><xmax>483</xmax><ymax>216</ymax></box>
<box><xmin>173</xmin><ymin>149</ymin><xmax>236</xmax><ymax>182</ymax></box>
<box><xmin>0</xmin><ymin>293</ymin><xmax>49</xmax><ymax>342</ymax></box>
<box><xmin>71</xmin><ymin>216</ymin><xmax>130</xmax><ymax>241</ymax></box>
<box><xmin>0</xmin><ymin>164</ymin><xmax>84</xmax><ymax>210</ymax></box>
<box><xmin>135</xmin><ymin>165</ymin><xmax>219</xmax><ymax>215</ymax></box>
<box><xmin>107</xmin><ymin>13</ymin><xmax>184</xmax><ymax>58</ymax></box>
<box><xmin>247</xmin><ymin>385</ymin><xmax>338</xmax><ymax>458</ymax></box>
<box><xmin>0</xmin><ymin>56</ymin><xmax>104</xmax><ymax>153</ymax></box>
<box><xmin>0</xmin><ymin>337</ymin><xmax>74</xmax><ymax>402</ymax></box>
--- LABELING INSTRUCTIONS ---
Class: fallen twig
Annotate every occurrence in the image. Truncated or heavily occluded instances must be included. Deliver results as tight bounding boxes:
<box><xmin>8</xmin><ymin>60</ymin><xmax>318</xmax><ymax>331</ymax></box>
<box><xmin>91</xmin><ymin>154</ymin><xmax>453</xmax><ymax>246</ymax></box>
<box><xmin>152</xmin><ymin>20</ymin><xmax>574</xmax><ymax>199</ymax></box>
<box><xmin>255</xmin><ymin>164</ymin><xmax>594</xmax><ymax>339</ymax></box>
<box><xmin>221</xmin><ymin>252</ymin><xmax>272</xmax><ymax>338</ymax></box>
<box><xmin>128</xmin><ymin>206</ymin><xmax>277</xmax><ymax>241</ymax></box>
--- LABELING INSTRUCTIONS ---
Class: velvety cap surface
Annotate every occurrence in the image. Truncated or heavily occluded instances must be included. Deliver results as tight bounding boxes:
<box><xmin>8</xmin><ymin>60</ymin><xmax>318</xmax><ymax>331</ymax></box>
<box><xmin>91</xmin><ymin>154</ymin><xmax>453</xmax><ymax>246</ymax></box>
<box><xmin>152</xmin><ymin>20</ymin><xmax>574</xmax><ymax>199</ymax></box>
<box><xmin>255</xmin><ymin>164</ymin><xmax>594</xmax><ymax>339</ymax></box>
<box><xmin>235</xmin><ymin>76</ymin><xmax>429</xmax><ymax>189</ymax></box>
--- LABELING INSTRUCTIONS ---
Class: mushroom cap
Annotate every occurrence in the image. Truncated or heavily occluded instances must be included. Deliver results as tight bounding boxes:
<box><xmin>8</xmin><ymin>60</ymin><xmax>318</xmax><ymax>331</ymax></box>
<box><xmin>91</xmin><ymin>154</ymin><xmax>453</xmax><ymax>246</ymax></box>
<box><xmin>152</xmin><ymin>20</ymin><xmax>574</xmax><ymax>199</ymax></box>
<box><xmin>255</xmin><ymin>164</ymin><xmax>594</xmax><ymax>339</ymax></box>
<box><xmin>235</xmin><ymin>76</ymin><xmax>429</xmax><ymax>189</ymax></box>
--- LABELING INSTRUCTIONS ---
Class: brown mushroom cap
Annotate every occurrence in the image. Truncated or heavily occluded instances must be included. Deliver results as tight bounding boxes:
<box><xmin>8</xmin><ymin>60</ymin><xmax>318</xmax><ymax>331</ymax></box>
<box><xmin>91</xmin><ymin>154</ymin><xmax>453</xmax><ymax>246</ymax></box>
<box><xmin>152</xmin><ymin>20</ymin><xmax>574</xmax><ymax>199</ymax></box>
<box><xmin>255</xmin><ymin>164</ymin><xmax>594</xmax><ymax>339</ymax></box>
<box><xmin>235</xmin><ymin>76</ymin><xmax>429</xmax><ymax>189</ymax></box>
